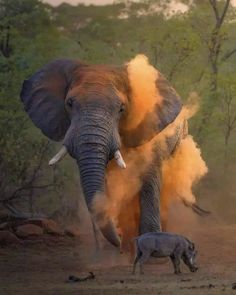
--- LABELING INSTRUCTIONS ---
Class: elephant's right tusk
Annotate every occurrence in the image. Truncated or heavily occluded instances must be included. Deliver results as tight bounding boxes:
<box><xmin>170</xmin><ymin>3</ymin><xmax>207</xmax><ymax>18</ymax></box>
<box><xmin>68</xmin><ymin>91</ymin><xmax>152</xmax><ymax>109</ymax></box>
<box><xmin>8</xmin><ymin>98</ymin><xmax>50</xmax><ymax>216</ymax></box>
<box><xmin>49</xmin><ymin>146</ymin><xmax>68</xmax><ymax>166</ymax></box>
<box><xmin>114</xmin><ymin>150</ymin><xmax>126</xmax><ymax>169</ymax></box>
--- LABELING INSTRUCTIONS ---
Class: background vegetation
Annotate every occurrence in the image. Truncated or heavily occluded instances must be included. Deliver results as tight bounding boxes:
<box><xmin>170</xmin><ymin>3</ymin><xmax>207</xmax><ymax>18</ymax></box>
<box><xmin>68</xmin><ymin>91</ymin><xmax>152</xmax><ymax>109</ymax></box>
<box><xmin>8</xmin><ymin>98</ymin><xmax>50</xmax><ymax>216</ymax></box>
<box><xmin>0</xmin><ymin>0</ymin><xmax>235</xmax><ymax>223</ymax></box>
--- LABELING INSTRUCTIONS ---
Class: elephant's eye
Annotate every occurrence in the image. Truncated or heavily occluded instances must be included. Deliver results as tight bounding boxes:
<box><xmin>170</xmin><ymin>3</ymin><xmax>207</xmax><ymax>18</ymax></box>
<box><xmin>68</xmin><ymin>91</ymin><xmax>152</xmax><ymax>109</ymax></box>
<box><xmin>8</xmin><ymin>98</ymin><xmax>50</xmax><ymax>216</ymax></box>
<box><xmin>67</xmin><ymin>97</ymin><xmax>74</xmax><ymax>108</ymax></box>
<box><xmin>119</xmin><ymin>103</ymin><xmax>125</xmax><ymax>113</ymax></box>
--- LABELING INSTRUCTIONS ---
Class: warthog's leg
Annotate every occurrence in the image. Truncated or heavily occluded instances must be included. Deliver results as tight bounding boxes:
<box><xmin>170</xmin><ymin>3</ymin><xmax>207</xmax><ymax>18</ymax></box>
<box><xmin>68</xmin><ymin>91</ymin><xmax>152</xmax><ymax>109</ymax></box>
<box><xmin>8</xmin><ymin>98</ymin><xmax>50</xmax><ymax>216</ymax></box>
<box><xmin>170</xmin><ymin>252</ymin><xmax>181</xmax><ymax>274</ymax></box>
<box><xmin>132</xmin><ymin>251</ymin><xmax>142</xmax><ymax>274</ymax></box>
<box><xmin>138</xmin><ymin>251</ymin><xmax>151</xmax><ymax>274</ymax></box>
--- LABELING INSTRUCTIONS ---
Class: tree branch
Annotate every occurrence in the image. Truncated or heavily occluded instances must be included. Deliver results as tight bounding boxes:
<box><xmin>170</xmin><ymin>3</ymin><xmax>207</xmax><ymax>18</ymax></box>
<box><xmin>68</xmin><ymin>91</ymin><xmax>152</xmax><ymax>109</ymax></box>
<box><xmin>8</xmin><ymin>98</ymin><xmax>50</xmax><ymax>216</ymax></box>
<box><xmin>11</xmin><ymin>141</ymin><xmax>50</xmax><ymax>195</ymax></box>
<box><xmin>221</xmin><ymin>48</ymin><xmax>236</xmax><ymax>62</ymax></box>
<box><xmin>0</xmin><ymin>183</ymin><xmax>55</xmax><ymax>204</ymax></box>
<box><xmin>209</xmin><ymin>0</ymin><xmax>220</xmax><ymax>23</ymax></box>
<box><xmin>0</xmin><ymin>140</ymin><xmax>55</xmax><ymax>205</ymax></box>
<box><xmin>1</xmin><ymin>203</ymin><xmax>46</xmax><ymax>219</ymax></box>
<box><xmin>218</xmin><ymin>0</ymin><xmax>230</xmax><ymax>28</ymax></box>
<box><xmin>209</xmin><ymin>0</ymin><xmax>230</xmax><ymax>29</ymax></box>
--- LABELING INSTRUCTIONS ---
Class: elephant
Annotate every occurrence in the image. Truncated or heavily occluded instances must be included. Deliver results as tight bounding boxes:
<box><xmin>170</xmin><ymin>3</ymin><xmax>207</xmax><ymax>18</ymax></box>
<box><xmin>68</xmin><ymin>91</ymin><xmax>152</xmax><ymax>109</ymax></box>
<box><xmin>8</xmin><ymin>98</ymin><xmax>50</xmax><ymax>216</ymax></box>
<box><xmin>20</xmin><ymin>55</ymin><xmax>208</xmax><ymax>250</ymax></box>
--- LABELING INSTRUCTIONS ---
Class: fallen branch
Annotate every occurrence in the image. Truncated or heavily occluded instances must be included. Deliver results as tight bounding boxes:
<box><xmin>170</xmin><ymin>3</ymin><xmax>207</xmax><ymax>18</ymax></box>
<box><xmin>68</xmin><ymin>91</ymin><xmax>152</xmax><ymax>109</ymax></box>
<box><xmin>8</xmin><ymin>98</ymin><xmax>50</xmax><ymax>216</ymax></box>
<box><xmin>66</xmin><ymin>272</ymin><xmax>95</xmax><ymax>283</ymax></box>
<box><xmin>1</xmin><ymin>203</ymin><xmax>46</xmax><ymax>220</ymax></box>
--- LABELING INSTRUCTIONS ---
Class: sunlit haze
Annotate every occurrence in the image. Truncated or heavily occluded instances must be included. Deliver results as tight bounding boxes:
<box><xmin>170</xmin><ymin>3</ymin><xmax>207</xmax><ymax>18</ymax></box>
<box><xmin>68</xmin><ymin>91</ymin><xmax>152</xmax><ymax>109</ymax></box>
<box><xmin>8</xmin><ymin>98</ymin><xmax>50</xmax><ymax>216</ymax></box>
<box><xmin>44</xmin><ymin>0</ymin><xmax>236</xmax><ymax>6</ymax></box>
<box><xmin>44</xmin><ymin>0</ymin><xmax>116</xmax><ymax>5</ymax></box>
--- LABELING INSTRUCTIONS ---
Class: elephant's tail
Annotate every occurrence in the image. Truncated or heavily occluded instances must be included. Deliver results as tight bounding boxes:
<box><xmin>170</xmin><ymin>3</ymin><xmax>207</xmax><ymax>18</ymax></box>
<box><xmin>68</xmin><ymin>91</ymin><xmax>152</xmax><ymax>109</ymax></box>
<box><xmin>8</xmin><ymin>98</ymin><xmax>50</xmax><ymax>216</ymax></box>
<box><xmin>182</xmin><ymin>199</ymin><xmax>211</xmax><ymax>216</ymax></box>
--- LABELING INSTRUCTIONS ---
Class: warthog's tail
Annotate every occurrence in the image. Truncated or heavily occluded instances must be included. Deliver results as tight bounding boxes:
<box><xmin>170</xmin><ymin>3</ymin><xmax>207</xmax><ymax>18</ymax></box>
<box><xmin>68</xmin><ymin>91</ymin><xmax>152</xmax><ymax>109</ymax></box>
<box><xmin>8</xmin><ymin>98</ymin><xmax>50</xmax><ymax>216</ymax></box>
<box><xmin>132</xmin><ymin>237</ymin><xmax>143</xmax><ymax>258</ymax></box>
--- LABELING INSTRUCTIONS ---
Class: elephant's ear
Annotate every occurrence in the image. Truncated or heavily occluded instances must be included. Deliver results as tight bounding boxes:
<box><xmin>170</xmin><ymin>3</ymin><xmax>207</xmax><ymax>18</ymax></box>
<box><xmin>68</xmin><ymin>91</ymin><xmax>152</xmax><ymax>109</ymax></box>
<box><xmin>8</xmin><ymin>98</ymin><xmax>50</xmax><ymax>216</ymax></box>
<box><xmin>20</xmin><ymin>59</ymin><xmax>82</xmax><ymax>141</ymax></box>
<box><xmin>120</xmin><ymin>55</ymin><xmax>182</xmax><ymax>147</ymax></box>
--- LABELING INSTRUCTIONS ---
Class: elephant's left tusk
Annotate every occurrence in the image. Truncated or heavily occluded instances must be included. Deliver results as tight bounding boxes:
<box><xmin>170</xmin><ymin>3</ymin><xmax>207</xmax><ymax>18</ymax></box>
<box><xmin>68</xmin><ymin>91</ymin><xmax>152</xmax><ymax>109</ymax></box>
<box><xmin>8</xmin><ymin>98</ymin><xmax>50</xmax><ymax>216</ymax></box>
<box><xmin>114</xmin><ymin>150</ymin><xmax>126</xmax><ymax>169</ymax></box>
<box><xmin>49</xmin><ymin>146</ymin><xmax>68</xmax><ymax>166</ymax></box>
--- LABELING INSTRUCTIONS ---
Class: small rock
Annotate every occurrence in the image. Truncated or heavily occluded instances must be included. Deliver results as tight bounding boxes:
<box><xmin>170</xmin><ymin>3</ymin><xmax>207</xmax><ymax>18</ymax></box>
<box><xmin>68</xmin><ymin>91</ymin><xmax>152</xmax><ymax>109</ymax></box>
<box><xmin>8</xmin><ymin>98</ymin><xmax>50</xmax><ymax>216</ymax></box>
<box><xmin>43</xmin><ymin>219</ymin><xmax>63</xmax><ymax>235</ymax></box>
<box><xmin>22</xmin><ymin>219</ymin><xmax>63</xmax><ymax>235</ymax></box>
<box><xmin>65</xmin><ymin>225</ymin><xmax>80</xmax><ymax>238</ymax></box>
<box><xmin>16</xmin><ymin>224</ymin><xmax>43</xmax><ymax>238</ymax></box>
<box><xmin>0</xmin><ymin>222</ymin><xmax>10</xmax><ymax>230</ymax></box>
<box><xmin>232</xmin><ymin>283</ymin><xmax>236</xmax><ymax>290</ymax></box>
<box><xmin>208</xmin><ymin>284</ymin><xmax>215</xmax><ymax>288</ymax></box>
<box><xmin>181</xmin><ymin>278</ymin><xmax>191</xmax><ymax>282</ymax></box>
<box><xmin>0</xmin><ymin>230</ymin><xmax>22</xmax><ymax>246</ymax></box>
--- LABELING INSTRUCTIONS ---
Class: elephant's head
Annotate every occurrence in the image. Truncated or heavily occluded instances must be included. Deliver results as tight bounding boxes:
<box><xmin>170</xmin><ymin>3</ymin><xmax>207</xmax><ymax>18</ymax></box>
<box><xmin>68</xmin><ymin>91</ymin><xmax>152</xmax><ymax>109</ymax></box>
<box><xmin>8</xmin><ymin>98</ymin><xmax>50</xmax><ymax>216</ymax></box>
<box><xmin>20</xmin><ymin>55</ymin><xmax>182</xmax><ymax>247</ymax></box>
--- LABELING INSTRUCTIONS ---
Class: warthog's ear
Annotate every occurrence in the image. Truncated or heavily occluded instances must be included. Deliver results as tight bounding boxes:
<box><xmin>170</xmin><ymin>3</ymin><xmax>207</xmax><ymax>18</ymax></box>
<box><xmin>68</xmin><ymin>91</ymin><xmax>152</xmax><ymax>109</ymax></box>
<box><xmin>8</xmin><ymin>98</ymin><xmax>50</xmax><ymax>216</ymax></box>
<box><xmin>189</xmin><ymin>242</ymin><xmax>195</xmax><ymax>251</ymax></box>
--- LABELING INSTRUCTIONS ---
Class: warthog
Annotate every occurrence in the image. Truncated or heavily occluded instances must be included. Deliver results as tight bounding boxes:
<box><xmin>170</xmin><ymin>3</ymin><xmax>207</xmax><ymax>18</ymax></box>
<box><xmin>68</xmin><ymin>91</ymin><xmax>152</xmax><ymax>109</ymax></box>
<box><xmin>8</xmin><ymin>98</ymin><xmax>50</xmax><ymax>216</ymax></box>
<box><xmin>133</xmin><ymin>232</ymin><xmax>198</xmax><ymax>275</ymax></box>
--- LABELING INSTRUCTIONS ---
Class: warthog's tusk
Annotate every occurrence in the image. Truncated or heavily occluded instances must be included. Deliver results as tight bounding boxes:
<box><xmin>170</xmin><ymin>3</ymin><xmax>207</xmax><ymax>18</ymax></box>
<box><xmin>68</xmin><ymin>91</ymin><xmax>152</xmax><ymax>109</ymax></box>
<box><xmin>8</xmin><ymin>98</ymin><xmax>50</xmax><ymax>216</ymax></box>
<box><xmin>114</xmin><ymin>150</ymin><xmax>126</xmax><ymax>169</ymax></box>
<box><xmin>49</xmin><ymin>146</ymin><xmax>68</xmax><ymax>166</ymax></box>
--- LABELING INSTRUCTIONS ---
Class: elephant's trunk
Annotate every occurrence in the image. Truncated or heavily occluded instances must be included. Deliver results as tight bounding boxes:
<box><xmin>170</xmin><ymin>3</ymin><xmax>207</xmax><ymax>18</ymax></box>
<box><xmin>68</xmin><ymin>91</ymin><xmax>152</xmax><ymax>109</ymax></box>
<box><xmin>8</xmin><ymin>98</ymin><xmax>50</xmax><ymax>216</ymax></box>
<box><xmin>64</xmin><ymin>111</ymin><xmax>120</xmax><ymax>247</ymax></box>
<box><xmin>78</xmin><ymin>153</ymin><xmax>120</xmax><ymax>247</ymax></box>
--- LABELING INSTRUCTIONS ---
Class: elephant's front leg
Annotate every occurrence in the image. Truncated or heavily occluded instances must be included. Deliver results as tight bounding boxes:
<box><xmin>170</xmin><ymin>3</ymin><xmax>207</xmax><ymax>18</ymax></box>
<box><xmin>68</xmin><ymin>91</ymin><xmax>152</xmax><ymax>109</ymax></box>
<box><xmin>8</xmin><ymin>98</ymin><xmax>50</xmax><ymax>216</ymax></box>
<box><xmin>139</xmin><ymin>168</ymin><xmax>162</xmax><ymax>233</ymax></box>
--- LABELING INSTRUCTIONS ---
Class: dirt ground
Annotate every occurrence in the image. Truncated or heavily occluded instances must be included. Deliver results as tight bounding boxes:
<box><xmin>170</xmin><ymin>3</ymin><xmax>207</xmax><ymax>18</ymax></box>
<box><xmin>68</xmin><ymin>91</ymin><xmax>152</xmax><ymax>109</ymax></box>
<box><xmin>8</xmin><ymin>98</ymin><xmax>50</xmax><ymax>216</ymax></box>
<box><xmin>0</xmin><ymin>223</ymin><xmax>236</xmax><ymax>295</ymax></box>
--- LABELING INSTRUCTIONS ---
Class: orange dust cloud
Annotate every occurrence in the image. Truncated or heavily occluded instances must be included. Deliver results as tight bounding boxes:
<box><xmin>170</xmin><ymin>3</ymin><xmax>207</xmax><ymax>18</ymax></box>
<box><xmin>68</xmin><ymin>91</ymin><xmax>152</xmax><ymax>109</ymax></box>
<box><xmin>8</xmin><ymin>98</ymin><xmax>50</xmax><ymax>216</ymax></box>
<box><xmin>125</xmin><ymin>54</ymin><xmax>162</xmax><ymax>130</ymax></box>
<box><xmin>160</xmin><ymin>134</ymin><xmax>208</xmax><ymax>229</ymax></box>
<box><xmin>93</xmin><ymin>55</ymin><xmax>207</xmax><ymax>248</ymax></box>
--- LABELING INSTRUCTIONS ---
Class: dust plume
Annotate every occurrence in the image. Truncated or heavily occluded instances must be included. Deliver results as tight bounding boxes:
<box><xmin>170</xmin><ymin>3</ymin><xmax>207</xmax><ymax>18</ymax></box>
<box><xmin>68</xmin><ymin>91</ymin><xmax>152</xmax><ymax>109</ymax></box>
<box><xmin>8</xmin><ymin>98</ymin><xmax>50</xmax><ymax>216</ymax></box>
<box><xmin>160</xmin><ymin>134</ymin><xmax>208</xmax><ymax>227</ymax></box>
<box><xmin>124</xmin><ymin>54</ymin><xmax>162</xmax><ymax>130</ymax></box>
<box><xmin>93</xmin><ymin>55</ymin><xmax>208</xmax><ymax>249</ymax></box>
<box><xmin>93</xmin><ymin>145</ymin><xmax>154</xmax><ymax>251</ymax></box>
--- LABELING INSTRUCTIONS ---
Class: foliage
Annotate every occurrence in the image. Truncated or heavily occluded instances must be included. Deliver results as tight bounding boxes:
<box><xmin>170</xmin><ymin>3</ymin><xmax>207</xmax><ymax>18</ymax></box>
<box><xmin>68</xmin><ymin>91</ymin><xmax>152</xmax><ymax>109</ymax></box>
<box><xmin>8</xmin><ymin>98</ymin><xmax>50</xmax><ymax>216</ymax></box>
<box><xmin>0</xmin><ymin>0</ymin><xmax>236</xmax><ymax>222</ymax></box>
<box><xmin>0</xmin><ymin>0</ymin><xmax>70</xmax><ymax>216</ymax></box>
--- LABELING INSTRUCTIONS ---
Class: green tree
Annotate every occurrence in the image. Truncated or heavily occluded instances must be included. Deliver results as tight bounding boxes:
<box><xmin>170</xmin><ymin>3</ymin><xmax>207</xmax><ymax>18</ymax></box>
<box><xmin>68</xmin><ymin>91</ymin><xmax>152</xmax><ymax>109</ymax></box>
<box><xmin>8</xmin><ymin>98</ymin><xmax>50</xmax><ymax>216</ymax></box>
<box><xmin>0</xmin><ymin>0</ymin><xmax>67</xmax><ymax>217</ymax></box>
